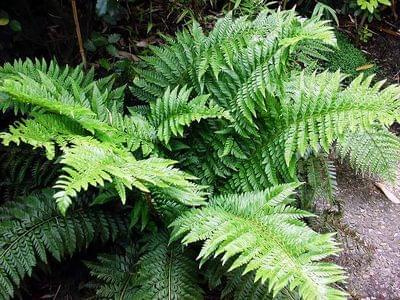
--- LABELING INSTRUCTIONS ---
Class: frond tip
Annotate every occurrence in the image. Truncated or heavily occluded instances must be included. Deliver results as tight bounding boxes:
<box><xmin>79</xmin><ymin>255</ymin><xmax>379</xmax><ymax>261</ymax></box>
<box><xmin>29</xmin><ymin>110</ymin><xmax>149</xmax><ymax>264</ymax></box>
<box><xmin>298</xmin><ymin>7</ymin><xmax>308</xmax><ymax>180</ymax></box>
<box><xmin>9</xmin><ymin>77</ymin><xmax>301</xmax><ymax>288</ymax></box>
<box><xmin>171</xmin><ymin>183</ymin><xmax>347</xmax><ymax>300</ymax></box>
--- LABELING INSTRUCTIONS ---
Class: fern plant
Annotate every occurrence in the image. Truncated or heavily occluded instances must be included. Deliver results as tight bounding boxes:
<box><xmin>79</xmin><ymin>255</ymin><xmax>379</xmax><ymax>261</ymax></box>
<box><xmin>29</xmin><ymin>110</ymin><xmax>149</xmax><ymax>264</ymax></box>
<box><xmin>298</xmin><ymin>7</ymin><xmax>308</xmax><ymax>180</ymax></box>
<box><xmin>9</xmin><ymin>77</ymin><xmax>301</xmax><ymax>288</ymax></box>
<box><xmin>2</xmin><ymin>8</ymin><xmax>400</xmax><ymax>300</ymax></box>
<box><xmin>171</xmin><ymin>183</ymin><xmax>347</xmax><ymax>299</ymax></box>
<box><xmin>0</xmin><ymin>189</ymin><xmax>127</xmax><ymax>299</ymax></box>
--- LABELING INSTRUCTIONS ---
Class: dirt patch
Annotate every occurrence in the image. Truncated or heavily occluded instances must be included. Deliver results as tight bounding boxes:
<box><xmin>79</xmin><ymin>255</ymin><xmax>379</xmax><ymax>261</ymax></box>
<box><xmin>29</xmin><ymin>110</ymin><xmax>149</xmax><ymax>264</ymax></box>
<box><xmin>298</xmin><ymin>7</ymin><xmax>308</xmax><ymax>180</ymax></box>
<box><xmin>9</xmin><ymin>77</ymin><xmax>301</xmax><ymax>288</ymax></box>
<box><xmin>315</xmin><ymin>164</ymin><xmax>400</xmax><ymax>299</ymax></box>
<box><xmin>362</xmin><ymin>21</ymin><xmax>400</xmax><ymax>84</ymax></box>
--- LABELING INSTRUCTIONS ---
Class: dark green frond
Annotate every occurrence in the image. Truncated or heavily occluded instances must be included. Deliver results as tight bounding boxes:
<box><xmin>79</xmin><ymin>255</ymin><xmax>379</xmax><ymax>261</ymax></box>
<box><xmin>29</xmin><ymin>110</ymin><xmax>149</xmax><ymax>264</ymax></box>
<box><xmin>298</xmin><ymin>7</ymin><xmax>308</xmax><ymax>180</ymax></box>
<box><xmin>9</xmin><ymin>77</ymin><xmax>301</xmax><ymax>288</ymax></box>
<box><xmin>135</xmin><ymin>231</ymin><xmax>204</xmax><ymax>300</ymax></box>
<box><xmin>0</xmin><ymin>190</ymin><xmax>128</xmax><ymax>299</ymax></box>
<box><xmin>86</xmin><ymin>245</ymin><xmax>140</xmax><ymax>299</ymax></box>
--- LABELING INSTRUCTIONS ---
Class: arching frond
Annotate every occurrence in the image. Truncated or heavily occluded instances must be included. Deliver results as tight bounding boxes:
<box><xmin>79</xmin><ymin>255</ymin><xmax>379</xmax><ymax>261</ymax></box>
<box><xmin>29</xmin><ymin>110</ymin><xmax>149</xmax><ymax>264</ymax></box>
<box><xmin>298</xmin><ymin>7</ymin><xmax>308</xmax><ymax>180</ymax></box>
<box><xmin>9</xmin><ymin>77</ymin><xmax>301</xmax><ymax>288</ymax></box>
<box><xmin>171</xmin><ymin>184</ymin><xmax>347</xmax><ymax>300</ymax></box>
<box><xmin>54</xmin><ymin>137</ymin><xmax>206</xmax><ymax>214</ymax></box>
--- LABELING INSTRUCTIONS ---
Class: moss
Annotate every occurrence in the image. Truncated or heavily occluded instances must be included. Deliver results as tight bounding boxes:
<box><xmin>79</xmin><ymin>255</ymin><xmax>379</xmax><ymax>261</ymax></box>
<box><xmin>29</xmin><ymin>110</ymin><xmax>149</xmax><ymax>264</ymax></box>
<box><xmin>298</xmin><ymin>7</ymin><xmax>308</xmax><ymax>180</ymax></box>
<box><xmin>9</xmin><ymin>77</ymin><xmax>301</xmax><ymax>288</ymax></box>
<box><xmin>326</xmin><ymin>31</ymin><xmax>377</xmax><ymax>79</ymax></box>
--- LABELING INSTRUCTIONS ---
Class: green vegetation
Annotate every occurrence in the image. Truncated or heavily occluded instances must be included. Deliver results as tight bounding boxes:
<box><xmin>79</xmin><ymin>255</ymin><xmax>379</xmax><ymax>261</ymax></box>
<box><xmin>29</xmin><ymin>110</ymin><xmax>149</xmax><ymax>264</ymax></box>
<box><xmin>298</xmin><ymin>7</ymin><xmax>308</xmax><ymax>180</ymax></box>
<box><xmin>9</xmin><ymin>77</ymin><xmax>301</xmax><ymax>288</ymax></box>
<box><xmin>326</xmin><ymin>31</ymin><xmax>377</xmax><ymax>78</ymax></box>
<box><xmin>0</xmin><ymin>3</ymin><xmax>399</xmax><ymax>300</ymax></box>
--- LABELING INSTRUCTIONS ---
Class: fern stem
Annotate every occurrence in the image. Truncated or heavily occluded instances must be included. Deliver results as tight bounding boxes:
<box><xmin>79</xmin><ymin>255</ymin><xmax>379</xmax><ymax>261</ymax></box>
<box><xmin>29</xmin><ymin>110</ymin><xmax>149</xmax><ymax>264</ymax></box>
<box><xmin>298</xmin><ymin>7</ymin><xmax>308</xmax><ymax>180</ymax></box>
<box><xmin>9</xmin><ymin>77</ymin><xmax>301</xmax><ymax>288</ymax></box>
<box><xmin>71</xmin><ymin>0</ymin><xmax>87</xmax><ymax>68</ymax></box>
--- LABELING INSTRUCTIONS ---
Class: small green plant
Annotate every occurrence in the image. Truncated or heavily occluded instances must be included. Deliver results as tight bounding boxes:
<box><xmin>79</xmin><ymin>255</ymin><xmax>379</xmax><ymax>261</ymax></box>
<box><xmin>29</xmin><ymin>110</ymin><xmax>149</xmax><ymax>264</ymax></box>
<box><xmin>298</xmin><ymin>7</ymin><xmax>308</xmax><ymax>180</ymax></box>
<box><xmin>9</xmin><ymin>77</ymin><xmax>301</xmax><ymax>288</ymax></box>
<box><xmin>84</xmin><ymin>31</ymin><xmax>123</xmax><ymax>69</ymax></box>
<box><xmin>358</xmin><ymin>25</ymin><xmax>374</xmax><ymax>43</ymax></box>
<box><xmin>0</xmin><ymin>10</ymin><xmax>22</xmax><ymax>32</ymax></box>
<box><xmin>326</xmin><ymin>31</ymin><xmax>376</xmax><ymax>78</ymax></box>
<box><xmin>348</xmin><ymin>0</ymin><xmax>391</xmax><ymax>24</ymax></box>
<box><xmin>356</xmin><ymin>0</ymin><xmax>390</xmax><ymax>15</ymax></box>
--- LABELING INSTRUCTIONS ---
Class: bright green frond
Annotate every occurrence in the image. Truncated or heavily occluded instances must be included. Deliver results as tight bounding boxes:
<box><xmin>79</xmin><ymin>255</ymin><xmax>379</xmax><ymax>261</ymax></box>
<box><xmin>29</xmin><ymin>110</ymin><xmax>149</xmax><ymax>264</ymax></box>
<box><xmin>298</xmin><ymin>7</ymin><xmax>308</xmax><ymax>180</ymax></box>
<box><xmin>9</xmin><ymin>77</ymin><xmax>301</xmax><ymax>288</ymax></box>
<box><xmin>0</xmin><ymin>113</ymin><xmax>86</xmax><ymax>159</ymax></box>
<box><xmin>53</xmin><ymin>137</ymin><xmax>205</xmax><ymax>214</ymax></box>
<box><xmin>171</xmin><ymin>184</ymin><xmax>347</xmax><ymax>300</ymax></box>
<box><xmin>337</xmin><ymin>128</ymin><xmax>400</xmax><ymax>181</ymax></box>
<box><xmin>149</xmin><ymin>85</ymin><xmax>227</xmax><ymax>144</ymax></box>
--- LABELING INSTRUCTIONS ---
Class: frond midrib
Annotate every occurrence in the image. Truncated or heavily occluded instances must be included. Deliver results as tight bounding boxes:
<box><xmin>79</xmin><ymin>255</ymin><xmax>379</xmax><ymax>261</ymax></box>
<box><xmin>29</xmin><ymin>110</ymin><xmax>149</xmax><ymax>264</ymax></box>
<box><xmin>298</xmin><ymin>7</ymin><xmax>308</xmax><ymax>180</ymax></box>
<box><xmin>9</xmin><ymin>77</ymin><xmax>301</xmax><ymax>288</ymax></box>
<box><xmin>217</xmin><ymin>209</ymin><xmax>325</xmax><ymax>295</ymax></box>
<box><xmin>0</xmin><ymin>208</ymin><xmax>81</xmax><ymax>262</ymax></box>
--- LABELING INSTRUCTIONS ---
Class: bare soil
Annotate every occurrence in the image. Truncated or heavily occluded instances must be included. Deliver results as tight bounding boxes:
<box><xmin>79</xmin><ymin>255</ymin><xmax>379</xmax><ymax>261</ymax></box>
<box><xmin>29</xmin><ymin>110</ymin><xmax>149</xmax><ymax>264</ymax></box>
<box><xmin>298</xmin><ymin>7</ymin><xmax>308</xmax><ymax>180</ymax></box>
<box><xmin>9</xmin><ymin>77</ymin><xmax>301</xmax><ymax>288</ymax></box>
<box><xmin>332</xmin><ymin>164</ymin><xmax>400</xmax><ymax>299</ymax></box>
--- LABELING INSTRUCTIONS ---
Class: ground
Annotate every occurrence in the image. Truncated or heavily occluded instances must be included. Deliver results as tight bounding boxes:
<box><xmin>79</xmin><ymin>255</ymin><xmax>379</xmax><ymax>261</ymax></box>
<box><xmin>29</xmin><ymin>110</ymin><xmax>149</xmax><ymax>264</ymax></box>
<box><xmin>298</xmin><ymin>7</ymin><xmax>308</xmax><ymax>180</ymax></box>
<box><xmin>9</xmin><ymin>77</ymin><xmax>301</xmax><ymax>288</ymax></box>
<box><xmin>363</xmin><ymin>20</ymin><xmax>400</xmax><ymax>84</ymax></box>
<box><xmin>331</xmin><ymin>164</ymin><xmax>400</xmax><ymax>299</ymax></box>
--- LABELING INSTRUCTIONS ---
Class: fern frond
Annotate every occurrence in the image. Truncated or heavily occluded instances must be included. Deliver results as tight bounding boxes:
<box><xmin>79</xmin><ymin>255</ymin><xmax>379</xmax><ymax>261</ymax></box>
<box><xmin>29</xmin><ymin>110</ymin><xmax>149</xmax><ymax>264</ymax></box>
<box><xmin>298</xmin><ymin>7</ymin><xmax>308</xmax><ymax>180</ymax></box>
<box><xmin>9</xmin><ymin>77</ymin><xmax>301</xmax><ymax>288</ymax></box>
<box><xmin>86</xmin><ymin>231</ymin><xmax>203</xmax><ymax>300</ymax></box>
<box><xmin>0</xmin><ymin>59</ymin><xmax>94</xmax><ymax>114</ymax></box>
<box><xmin>171</xmin><ymin>184</ymin><xmax>347</xmax><ymax>300</ymax></box>
<box><xmin>149</xmin><ymin>85</ymin><xmax>227</xmax><ymax>144</ymax></box>
<box><xmin>269</xmin><ymin>71</ymin><xmax>400</xmax><ymax>168</ymax></box>
<box><xmin>135</xmin><ymin>231</ymin><xmax>204</xmax><ymax>299</ymax></box>
<box><xmin>53</xmin><ymin>136</ymin><xmax>206</xmax><ymax>214</ymax></box>
<box><xmin>337</xmin><ymin>128</ymin><xmax>400</xmax><ymax>181</ymax></box>
<box><xmin>86</xmin><ymin>245</ymin><xmax>140</xmax><ymax>299</ymax></box>
<box><xmin>0</xmin><ymin>190</ymin><xmax>127</xmax><ymax>299</ymax></box>
<box><xmin>0</xmin><ymin>113</ymin><xmax>86</xmax><ymax>159</ymax></box>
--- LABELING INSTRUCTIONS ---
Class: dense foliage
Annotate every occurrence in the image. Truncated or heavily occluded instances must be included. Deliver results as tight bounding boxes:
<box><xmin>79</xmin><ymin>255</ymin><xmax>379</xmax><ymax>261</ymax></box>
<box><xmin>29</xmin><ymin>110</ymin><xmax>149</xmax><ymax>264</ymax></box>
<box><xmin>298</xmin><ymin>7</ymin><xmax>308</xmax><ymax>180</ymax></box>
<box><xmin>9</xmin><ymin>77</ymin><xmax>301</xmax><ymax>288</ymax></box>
<box><xmin>0</xmin><ymin>7</ymin><xmax>399</xmax><ymax>300</ymax></box>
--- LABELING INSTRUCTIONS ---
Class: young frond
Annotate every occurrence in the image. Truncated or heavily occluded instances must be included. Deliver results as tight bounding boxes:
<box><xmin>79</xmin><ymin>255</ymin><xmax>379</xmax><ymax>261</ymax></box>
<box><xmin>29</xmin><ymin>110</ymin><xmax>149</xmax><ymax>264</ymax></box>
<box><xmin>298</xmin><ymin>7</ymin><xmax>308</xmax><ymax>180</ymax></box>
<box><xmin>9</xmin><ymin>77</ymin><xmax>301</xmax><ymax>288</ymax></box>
<box><xmin>0</xmin><ymin>74</ymin><xmax>120</xmax><ymax>140</ymax></box>
<box><xmin>0</xmin><ymin>190</ymin><xmax>127</xmax><ymax>299</ymax></box>
<box><xmin>149</xmin><ymin>85</ymin><xmax>228</xmax><ymax>144</ymax></box>
<box><xmin>0</xmin><ymin>113</ymin><xmax>86</xmax><ymax>160</ymax></box>
<box><xmin>171</xmin><ymin>184</ymin><xmax>347</xmax><ymax>300</ymax></box>
<box><xmin>0</xmin><ymin>58</ymin><xmax>123</xmax><ymax>117</ymax></box>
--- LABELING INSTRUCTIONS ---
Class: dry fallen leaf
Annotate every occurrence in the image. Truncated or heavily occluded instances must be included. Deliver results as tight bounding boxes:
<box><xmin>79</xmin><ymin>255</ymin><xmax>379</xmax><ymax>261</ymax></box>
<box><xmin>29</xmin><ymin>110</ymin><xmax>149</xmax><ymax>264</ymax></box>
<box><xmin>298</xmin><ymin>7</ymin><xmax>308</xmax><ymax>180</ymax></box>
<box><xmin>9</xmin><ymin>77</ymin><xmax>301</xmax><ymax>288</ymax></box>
<box><xmin>375</xmin><ymin>182</ymin><xmax>400</xmax><ymax>204</ymax></box>
<box><xmin>356</xmin><ymin>64</ymin><xmax>374</xmax><ymax>71</ymax></box>
<box><xmin>117</xmin><ymin>51</ymin><xmax>139</xmax><ymax>61</ymax></box>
